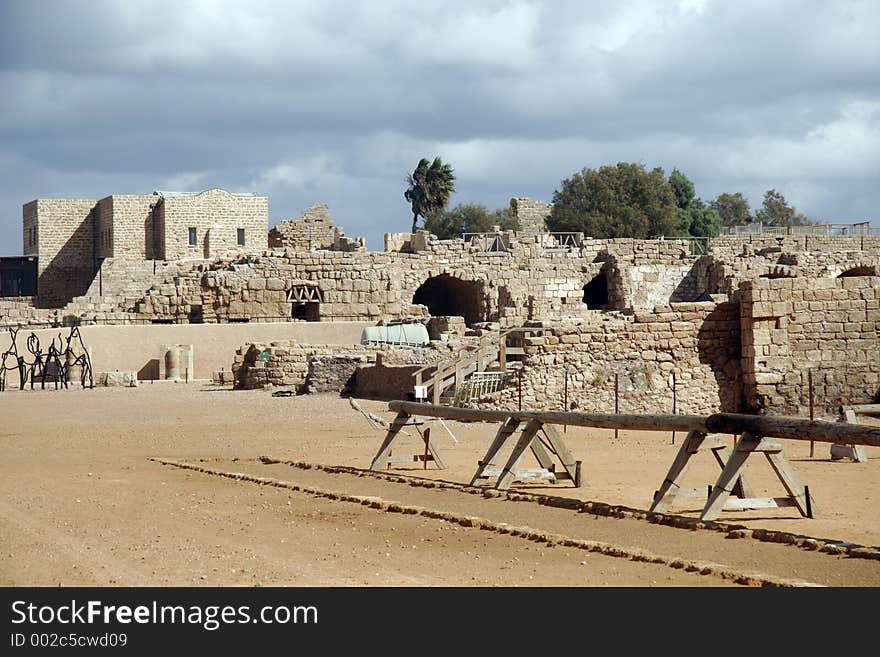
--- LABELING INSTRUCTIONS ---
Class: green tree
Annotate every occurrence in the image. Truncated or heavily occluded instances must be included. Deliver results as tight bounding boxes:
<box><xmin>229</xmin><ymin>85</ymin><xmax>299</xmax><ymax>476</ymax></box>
<box><xmin>669</xmin><ymin>168</ymin><xmax>695</xmax><ymax>210</ymax></box>
<box><xmin>681</xmin><ymin>197</ymin><xmax>721</xmax><ymax>238</ymax></box>
<box><xmin>547</xmin><ymin>162</ymin><xmax>678</xmax><ymax>238</ymax></box>
<box><xmin>669</xmin><ymin>169</ymin><xmax>721</xmax><ymax>238</ymax></box>
<box><xmin>711</xmin><ymin>192</ymin><xmax>752</xmax><ymax>227</ymax></box>
<box><xmin>424</xmin><ymin>203</ymin><xmax>520</xmax><ymax>240</ymax></box>
<box><xmin>404</xmin><ymin>157</ymin><xmax>456</xmax><ymax>232</ymax></box>
<box><xmin>755</xmin><ymin>188</ymin><xmax>812</xmax><ymax>227</ymax></box>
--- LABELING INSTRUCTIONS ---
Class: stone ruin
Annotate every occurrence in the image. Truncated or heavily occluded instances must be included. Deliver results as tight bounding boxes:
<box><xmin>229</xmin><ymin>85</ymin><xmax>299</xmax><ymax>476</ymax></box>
<box><xmin>4</xmin><ymin>190</ymin><xmax>879</xmax><ymax>418</ymax></box>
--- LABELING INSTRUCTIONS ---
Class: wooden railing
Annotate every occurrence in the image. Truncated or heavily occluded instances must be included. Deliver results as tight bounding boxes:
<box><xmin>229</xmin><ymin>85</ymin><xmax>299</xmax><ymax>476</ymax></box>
<box><xmin>413</xmin><ymin>326</ymin><xmax>546</xmax><ymax>405</ymax></box>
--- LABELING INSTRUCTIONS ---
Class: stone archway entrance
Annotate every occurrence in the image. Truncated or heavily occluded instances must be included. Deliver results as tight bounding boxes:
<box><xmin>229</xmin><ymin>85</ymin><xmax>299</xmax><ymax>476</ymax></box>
<box><xmin>838</xmin><ymin>265</ymin><xmax>876</xmax><ymax>277</ymax></box>
<box><xmin>412</xmin><ymin>274</ymin><xmax>484</xmax><ymax>326</ymax></box>
<box><xmin>583</xmin><ymin>273</ymin><xmax>609</xmax><ymax>309</ymax></box>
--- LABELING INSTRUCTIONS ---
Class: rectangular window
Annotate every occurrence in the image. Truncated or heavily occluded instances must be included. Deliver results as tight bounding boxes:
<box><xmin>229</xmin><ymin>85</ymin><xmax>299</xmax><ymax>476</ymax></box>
<box><xmin>237</xmin><ymin>228</ymin><xmax>245</xmax><ymax>246</ymax></box>
<box><xmin>188</xmin><ymin>227</ymin><xmax>197</xmax><ymax>246</ymax></box>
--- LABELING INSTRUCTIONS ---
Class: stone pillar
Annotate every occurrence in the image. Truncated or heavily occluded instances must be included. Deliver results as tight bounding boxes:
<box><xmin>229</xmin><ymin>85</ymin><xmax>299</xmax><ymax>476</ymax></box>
<box><xmin>160</xmin><ymin>344</ymin><xmax>195</xmax><ymax>381</ymax></box>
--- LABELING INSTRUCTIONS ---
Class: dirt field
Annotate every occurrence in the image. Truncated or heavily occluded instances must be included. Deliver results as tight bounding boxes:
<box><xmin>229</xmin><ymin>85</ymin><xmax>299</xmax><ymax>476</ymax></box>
<box><xmin>2</xmin><ymin>383</ymin><xmax>879</xmax><ymax>587</ymax></box>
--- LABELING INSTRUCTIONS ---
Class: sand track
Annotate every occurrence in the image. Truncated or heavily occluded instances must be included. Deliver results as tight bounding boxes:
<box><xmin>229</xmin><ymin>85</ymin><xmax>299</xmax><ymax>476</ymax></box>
<box><xmin>2</xmin><ymin>385</ymin><xmax>879</xmax><ymax>586</ymax></box>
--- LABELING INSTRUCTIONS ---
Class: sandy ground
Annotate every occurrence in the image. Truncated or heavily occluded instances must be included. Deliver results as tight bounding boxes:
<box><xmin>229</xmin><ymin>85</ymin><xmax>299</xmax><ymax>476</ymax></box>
<box><xmin>1</xmin><ymin>383</ymin><xmax>878</xmax><ymax>587</ymax></box>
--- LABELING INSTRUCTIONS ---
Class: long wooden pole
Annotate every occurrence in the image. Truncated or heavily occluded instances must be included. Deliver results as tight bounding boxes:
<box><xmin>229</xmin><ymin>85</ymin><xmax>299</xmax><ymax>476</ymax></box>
<box><xmin>671</xmin><ymin>371</ymin><xmax>677</xmax><ymax>445</ymax></box>
<box><xmin>705</xmin><ymin>413</ymin><xmax>880</xmax><ymax>447</ymax></box>
<box><xmin>563</xmin><ymin>357</ymin><xmax>568</xmax><ymax>434</ymax></box>
<box><xmin>389</xmin><ymin>401</ymin><xmax>708</xmax><ymax>433</ymax></box>
<box><xmin>614</xmin><ymin>372</ymin><xmax>619</xmax><ymax>440</ymax></box>
<box><xmin>387</xmin><ymin>401</ymin><xmax>880</xmax><ymax>447</ymax></box>
<box><xmin>808</xmin><ymin>369</ymin><xmax>815</xmax><ymax>457</ymax></box>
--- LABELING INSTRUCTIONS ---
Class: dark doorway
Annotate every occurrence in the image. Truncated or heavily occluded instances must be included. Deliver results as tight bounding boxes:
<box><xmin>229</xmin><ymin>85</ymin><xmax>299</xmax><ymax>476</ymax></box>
<box><xmin>0</xmin><ymin>257</ymin><xmax>37</xmax><ymax>297</ymax></box>
<box><xmin>583</xmin><ymin>274</ymin><xmax>609</xmax><ymax>309</ymax></box>
<box><xmin>838</xmin><ymin>266</ymin><xmax>875</xmax><ymax>277</ymax></box>
<box><xmin>412</xmin><ymin>274</ymin><xmax>483</xmax><ymax>325</ymax></box>
<box><xmin>292</xmin><ymin>302</ymin><xmax>320</xmax><ymax>321</ymax></box>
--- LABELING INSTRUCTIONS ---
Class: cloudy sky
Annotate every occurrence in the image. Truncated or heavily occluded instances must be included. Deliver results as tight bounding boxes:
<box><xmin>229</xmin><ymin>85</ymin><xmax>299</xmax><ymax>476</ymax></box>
<box><xmin>1</xmin><ymin>0</ymin><xmax>878</xmax><ymax>251</ymax></box>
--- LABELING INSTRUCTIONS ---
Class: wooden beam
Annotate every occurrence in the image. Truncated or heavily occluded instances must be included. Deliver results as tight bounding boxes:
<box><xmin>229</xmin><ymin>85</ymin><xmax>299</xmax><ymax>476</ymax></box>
<box><xmin>848</xmin><ymin>404</ymin><xmax>880</xmax><ymax>415</ymax></box>
<box><xmin>706</xmin><ymin>413</ymin><xmax>880</xmax><ymax>447</ymax></box>
<box><xmin>388</xmin><ymin>401</ymin><xmax>708</xmax><ymax>433</ymax></box>
<box><xmin>387</xmin><ymin>402</ymin><xmax>880</xmax><ymax>446</ymax></box>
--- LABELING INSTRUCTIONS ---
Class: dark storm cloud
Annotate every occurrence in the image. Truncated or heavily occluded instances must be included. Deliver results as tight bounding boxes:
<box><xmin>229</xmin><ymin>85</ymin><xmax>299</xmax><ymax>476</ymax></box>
<box><xmin>0</xmin><ymin>0</ymin><xmax>877</xmax><ymax>252</ymax></box>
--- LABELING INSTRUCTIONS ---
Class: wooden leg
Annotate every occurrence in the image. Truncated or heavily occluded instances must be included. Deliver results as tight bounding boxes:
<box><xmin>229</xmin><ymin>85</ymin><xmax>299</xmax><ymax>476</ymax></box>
<box><xmin>650</xmin><ymin>431</ymin><xmax>704</xmax><ymax>513</ymax></box>
<box><xmin>701</xmin><ymin>432</ymin><xmax>761</xmax><ymax>521</ymax></box>
<box><xmin>369</xmin><ymin>412</ymin><xmax>411</xmax><ymax>471</ymax></box>
<box><xmin>540</xmin><ymin>424</ymin><xmax>582</xmax><ymax>487</ymax></box>
<box><xmin>423</xmin><ymin>427</ymin><xmax>448</xmax><ymax>470</ymax></box>
<box><xmin>496</xmin><ymin>419</ymin><xmax>543</xmax><ymax>490</ymax></box>
<box><xmin>765</xmin><ymin>450</ymin><xmax>814</xmax><ymax>518</ymax></box>
<box><xmin>471</xmin><ymin>417</ymin><xmax>519</xmax><ymax>486</ymax></box>
<box><xmin>529</xmin><ymin>436</ymin><xmax>555</xmax><ymax>471</ymax></box>
<box><xmin>710</xmin><ymin>441</ymin><xmax>756</xmax><ymax>499</ymax></box>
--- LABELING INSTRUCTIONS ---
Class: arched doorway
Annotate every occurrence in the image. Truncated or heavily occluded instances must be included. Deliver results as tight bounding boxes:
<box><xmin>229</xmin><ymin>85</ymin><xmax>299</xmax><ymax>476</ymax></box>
<box><xmin>838</xmin><ymin>265</ymin><xmax>876</xmax><ymax>277</ymax></box>
<box><xmin>412</xmin><ymin>274</ymin><xmax>483</xmax><ymax>326</ymax></box>
<box><xmin>583</xmin><ymin>274</ymin><xmax>609</xmax><ymax>309</ymax></box>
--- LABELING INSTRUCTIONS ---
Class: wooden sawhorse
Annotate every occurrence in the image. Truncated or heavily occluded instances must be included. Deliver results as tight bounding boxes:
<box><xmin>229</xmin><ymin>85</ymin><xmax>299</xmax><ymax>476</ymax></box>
<box><xmin>470</xmin><ymin>417</ymin><xmax>582</xmax><ymax>490</ymax></box>
<box><xmin>651</xmin><ymin>430</ymin><xmax>816</xmax><ymax>521</ymax></box>
<box><xmin>369</xmin><ymin>411</ymin><xmax>448</xmax><ymax>471</ymax></box>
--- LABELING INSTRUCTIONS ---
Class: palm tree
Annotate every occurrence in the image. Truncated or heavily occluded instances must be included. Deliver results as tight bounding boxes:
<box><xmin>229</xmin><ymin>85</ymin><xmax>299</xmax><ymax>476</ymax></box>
<box><xmin>404</xmin><ymin>157</ymin><xmax>456</xmax><ymax>232</ymax></box>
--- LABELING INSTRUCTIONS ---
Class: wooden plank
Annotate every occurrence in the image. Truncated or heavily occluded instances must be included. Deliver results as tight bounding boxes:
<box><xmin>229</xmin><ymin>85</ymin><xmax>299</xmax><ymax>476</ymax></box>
<box><xmin>479</xmin><ymin>466</ymin><xmax>557</xmax><ymax>482</ymax></box>
<box><xmin>529</xmin><ymin>437</ymin><xmax>555</xmax><ymax>470</ymax></box>
<box><xmin>470</xmin><ymin>417</ymin><xmax>520</xmax><ymax>486</ymax></box>
<box><xmin>650</xmin><ymin>431</ymin><xmax>704</xmax><ymax>513</ymax></box>
<box><xmin>700</xmin><ymin>432</ymin><xmax>758</xmax><ymax>521</ymax></box>
<box><xmin>424</xmin><ymin>430</ymin><xmax>448</xmax><ymax>470</ymax></box>
<box><xmin>849</xmin><ymin>404</ymin><xmax>880</xmax><ymax>415</ymax></box>
<box><xmin>721</xmin><ymin>497</ymin><xmax>797</xmax><ymax>511</ymax></box>
<box><xmin>689</xmin><ymin>433</ymin><xmax>728</xmax><ymax>453</ymax></box>
<box><xmin>765</xmin><ymin>450</ymin><xmax>814</xmax><ymax>518</ymax></box>
<box><xmin>540</xmin><ymin>424</ymin><xmax>581</xmax><ymax>487</ymax></box>
<box><xmin>369</xmin><ymin>412</ymin><xmax>411</xmax><ymax>471</ymax></box>
<box><xmin>709</xmin><ymin>441</ymin><xmax>756</xmax><ymax>499</ymax></box>
<box><xmin>496</xmin><ymin>419</ymin><xmax>544</xmax><ymax>490</ymax></box>
<box><xmin>385</xmin><ymin>454</ymin><xmax>437</xmax><ymax>464</ymax></box>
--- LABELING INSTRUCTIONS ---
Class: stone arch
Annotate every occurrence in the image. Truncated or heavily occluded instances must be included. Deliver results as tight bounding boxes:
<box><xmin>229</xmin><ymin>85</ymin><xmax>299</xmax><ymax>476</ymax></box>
<box><xmin>412</xmin><ymin>274</ymin><xmax>484</xmax><ymax>326</ymax></box>
<box><xmin>582</xmin><ymin>273</ymin><xmax>609</xmax><ymax>310</ymax></box>
<box><xmin>838</xmin><ymin>265</ymin><xmax>877</xmax><ymax>277</ymax></box>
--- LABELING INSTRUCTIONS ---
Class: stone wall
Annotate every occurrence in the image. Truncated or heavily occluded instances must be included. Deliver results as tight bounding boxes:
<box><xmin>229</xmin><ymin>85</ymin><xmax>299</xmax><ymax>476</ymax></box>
<box><xmin>96</xmin><ymin>195</ymin><xmax>156</xmax><ymax>259</ymax></box>
<box><xmin>28</xmin><ymin>198</ymin><xmax>98</xmax><ymax>307</ymax></box>
<box><xmin>231</xmin><ymin>340</ymin><xmax>445</xmax><ymax>392</ymax></box>
<box><xmin>268</xmin><ymin>203</ymin><xmax>335</xmax><ymax>250</ymax></box>
<box><xmin>156</xmin><ymin>189</ymin><xmax>268</xmax><ymax>260</ymax></box>
<box><xmin>484</xmin><ymin>300</ymin><xmax>742</xmax><ymax>415</ymax></box>
<box><xmin>0</xmin><ymin>298</ymin><xmax>58</xmax><ymax>328</ymax></box>
<box><xmin>111</xmin><ymin>238</ymin><xmax>722</xmax><ymax>327</ymax></box>
<box><xmin>304</xmin><ymin>355</ymin><xmax>369</xmax><ymax>393</ymax></box>
<box><xmin>741</xmin><ymin>276</ymin><xmax>880</xmax><ymax>415</ymax></box>
<box><xmin>509</xmin><ymin>197</ymin><xmax>550</xmax><ymax>236</ymax></box>
<box><xmin>23</xmin><ymin>202</ymin><xmax>38</xmax><ymax>257</ymax></box>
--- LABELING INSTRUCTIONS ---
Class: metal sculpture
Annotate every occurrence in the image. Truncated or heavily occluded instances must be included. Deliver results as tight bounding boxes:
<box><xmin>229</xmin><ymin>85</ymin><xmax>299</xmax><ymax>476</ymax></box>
<box><xmin>0</xmin><ymin>326</ymin><xmax>94</xmax><ymax>391</ymax></box>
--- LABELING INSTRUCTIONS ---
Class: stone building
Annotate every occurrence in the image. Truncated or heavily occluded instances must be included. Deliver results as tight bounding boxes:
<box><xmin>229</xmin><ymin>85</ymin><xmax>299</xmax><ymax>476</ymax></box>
<box><xmin>21</xmin><ymin>189</ymin><xmax>268</xmax><ymax>306</ymax></box>
<box><xmin>6</xmin><ymin>188</ymin><xmax>880</xmax><ymax>418</ymax></box>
